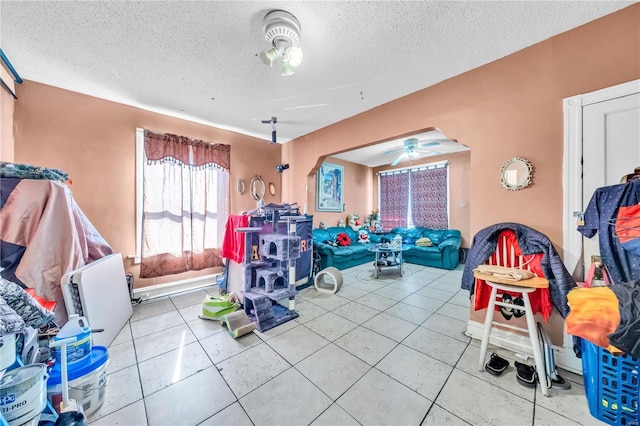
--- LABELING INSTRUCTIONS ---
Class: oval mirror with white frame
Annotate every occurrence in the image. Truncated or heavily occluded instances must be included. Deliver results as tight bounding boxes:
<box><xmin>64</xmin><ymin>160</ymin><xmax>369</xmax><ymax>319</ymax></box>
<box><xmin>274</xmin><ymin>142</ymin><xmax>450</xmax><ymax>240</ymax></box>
<box><xmin>237</xmin><ymin>179</ymin><xmax>246</xmax><ymax>195</ymax></box>
<box><xmin>250</xmin><ymin>175</ymin><xmax>266</xmax><ymax>201</ymax></box>
<box><xmin>269</xmin><ymin>182</ymin><xmax>276</xmax><ymax>196</ymax></box>
<box><xmin>500</xmin><ymin>157</ymin><xmax>533</xmax><ymax>191</ymax></box>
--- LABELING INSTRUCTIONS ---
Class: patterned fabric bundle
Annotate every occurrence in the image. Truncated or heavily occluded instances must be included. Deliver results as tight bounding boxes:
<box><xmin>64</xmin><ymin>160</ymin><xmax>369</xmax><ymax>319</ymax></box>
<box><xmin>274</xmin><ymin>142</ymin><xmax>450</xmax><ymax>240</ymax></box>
<box><xmin>0</xmin><ymin>295</ymin><xmax>25</xmax><ymax>334</ymax></box>
<box><xmin>0</xmin><ymin>277</ymin><xmax>55</xmax><ymax>328</ymax></box>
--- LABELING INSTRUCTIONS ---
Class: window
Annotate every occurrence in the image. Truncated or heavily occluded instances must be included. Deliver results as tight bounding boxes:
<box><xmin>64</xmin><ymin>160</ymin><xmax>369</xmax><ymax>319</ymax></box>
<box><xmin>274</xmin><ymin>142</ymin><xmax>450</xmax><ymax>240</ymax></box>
<box><xmin>379</xmin><ymin>161</ymin><xmax>449</xmax><ymax>230</ymax></box>
<box><xmin>135</xmin><ymin>128</ymin><xmax>230</xmax><ymax>278</ymax></box>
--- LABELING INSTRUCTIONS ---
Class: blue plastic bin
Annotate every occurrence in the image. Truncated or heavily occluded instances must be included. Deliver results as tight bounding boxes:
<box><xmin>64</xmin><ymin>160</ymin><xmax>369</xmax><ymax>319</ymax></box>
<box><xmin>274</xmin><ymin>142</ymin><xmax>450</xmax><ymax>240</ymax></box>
<box><xmin>581</xmin><ymin>340</ymin><xmax>639</xmax><ymax>425</ymax></box>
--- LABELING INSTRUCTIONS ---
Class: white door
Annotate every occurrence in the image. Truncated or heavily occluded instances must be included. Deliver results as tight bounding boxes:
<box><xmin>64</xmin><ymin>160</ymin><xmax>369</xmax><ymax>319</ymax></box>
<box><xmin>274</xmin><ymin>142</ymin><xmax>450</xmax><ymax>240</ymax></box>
<box><xmin>582</xmin><ymin>93</ymin><xmax>640</xmax><ymax>268</ymax></box>
<box><xmin>560</xmin><ymin>80</ymin><xmax>640</xmax><ymax>374</ymax></box>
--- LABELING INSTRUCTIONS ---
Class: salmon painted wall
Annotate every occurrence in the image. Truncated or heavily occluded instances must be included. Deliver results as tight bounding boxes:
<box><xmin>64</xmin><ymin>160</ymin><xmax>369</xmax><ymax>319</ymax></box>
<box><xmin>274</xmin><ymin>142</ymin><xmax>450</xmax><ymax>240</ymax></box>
<box><xmin>308</xmin><ymin>157</ymin><xmax>372</xmax><ymax>228</ymax></box>
<box><xmin>284</xmin><ymin>4</ymin><xmax>640</xmax><ymax>252</ymax></box>
<box><xmin>1</xmin><ymin>86</ymin><xmax>15</xmax><ymax>161</ymax></box>
<box><xmin>12</xmin><ymin>81</ymin><xmax>282</xmax><ymax>289</ymax></box>
<box><xmin>282</xmin><ymin>5</ymin><xmax>639</xmax><ymax>344</ymax></box>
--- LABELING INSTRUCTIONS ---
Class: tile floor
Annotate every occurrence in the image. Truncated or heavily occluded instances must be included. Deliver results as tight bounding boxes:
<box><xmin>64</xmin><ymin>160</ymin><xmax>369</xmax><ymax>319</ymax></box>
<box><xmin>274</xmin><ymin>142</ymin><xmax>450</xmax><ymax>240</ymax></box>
<box><xmin>87</xmin><ymin>263</ymin><xmax>604</xmax><ymax>426</ymax></box>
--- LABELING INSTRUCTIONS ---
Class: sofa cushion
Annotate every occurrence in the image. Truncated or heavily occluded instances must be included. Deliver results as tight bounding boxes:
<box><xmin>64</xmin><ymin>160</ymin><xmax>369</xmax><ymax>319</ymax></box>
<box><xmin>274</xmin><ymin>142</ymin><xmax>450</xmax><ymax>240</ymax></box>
<box><xmin>422</xmin><ymin>229</ymin><xmax>444</xmax><ymax>245</ymax></box>
<box><xmin>391</xmin><ymin>227</ymin><xmax>423</xmax><ymax>243</ymax></box>
<box><xmin>313</xmin><ymin>229</ymin><xmax>332</xmax><ymax>243</ymax></box>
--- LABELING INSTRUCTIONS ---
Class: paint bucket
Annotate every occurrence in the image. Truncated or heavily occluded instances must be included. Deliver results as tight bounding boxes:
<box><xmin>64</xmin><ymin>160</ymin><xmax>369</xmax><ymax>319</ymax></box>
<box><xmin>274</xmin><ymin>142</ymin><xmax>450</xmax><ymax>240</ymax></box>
<box><xmin>53</xmin><ymin>314</ymin><xmax>92</xmax><ymax>365</ymax></box>
<box><xmin>0</xmin><ymin>363</ymin><xmax>48</xmax><ymax>425</ymax></box>
<box><xmin>0</xmin><ymin>333</ymin><xmax>17</xmax><ymax>371</ymax></box>
<box><xmin>47</xmin><ymin>346</ymin><xmax>109</xmax><ymax>417</ymax></box>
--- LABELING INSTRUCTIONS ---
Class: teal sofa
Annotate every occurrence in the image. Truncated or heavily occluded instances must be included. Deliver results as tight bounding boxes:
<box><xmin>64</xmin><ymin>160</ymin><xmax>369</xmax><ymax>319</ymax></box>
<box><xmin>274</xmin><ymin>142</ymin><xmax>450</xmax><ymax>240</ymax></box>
<box><xmin>312</xmin><ymin>226</ymin><xmax>461</xmax><ymax>271</ymax></box>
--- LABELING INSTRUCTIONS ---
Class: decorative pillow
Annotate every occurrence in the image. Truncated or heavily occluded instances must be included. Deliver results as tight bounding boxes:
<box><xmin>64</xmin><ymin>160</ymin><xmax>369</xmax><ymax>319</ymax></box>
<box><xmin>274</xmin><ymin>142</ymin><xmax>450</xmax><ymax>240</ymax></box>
<box><xmin>336</xmin><ymin>233</ymin><xmax>351</xmax><ymax>246</ymax></box>
<box><xmin>416</xmin><ymin>237</ymin><xmax>433</xmax><ymax>247</ymax></box>
<box><xmin>0</xmin><ymin>277</ymin><xmax>55</xmax><ymax>328</ymax></box>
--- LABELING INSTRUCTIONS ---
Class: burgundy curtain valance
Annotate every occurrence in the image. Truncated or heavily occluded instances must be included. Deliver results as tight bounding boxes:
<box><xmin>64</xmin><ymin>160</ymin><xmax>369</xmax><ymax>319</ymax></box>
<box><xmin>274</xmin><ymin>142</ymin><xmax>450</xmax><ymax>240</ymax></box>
<box><xmin>144</xmin><ymin>129</ymin><xmax>230</xmax><ymax>172</ymax></box>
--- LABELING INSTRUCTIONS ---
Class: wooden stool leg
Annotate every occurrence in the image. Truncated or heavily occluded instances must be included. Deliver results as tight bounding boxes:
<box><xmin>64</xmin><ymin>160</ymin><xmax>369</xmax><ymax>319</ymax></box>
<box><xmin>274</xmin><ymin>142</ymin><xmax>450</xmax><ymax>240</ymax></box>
<box><xmin>478</xmin><ymin>285</ymin><xmax>498</xmax><ymax>371</ymax></box>
<box><xmin>522</xmin><ymin>293</ymin><xmax>550</xmax><ymax>396</ymax></box>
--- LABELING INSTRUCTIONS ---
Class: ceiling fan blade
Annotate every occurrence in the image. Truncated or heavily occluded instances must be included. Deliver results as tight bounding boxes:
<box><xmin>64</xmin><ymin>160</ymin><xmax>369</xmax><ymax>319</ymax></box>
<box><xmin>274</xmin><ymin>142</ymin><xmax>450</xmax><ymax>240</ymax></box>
<box><xmin>419</xmin><ymin>141</ymin><xmax>442</xmax><ymax>148</ymax></box>
<box><xmin>391</xmin><ymin>153</ymin><xmax>407</xmax><ymax>166</ymax></box>
<box><xmin>383</xmin><ymin>148</ymin><xmax>408</xmax><ymax>155</ymax></box>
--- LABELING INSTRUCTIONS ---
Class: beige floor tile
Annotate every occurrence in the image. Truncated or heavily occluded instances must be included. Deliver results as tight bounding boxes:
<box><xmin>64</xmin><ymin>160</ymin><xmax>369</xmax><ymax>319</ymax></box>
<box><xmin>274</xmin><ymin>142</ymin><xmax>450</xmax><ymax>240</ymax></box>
<box><xmin>240</xmin><ymin>368</ymin><xmax>332</xmax><ymax>426</ymax></box>
<box><xmin>310</xmin><ymin>404</ymin><xmax>360</xmax><ymax>425</ymax></box>
<box><xmin>421</xmin><ymin>404</ymin><xmax>470</xmax><ymax>425</ymax></box>
<box><xmin>199</xmin><ymin>328</ymin><xmax>261</xmax><ymax>363</ymax></box>
<box><xmin>332</xmin><ymin>300</ymin><xmax>381</xmax><ymax>324</ymax></box>
<box><xmin>296</xmin><ymin>343</ymin><xmax>370</xmax><ymax>400</ymax></box>
<box><xmin>217</xmin><ymin>343</ymin><xmax>290</xmax><ymax>398</ymax></box>
<box><xmin>144</xmin><ymin>367</ymin><xmax>236</xmax><ymax>426</ymax></box>
<box><xmin>385</xmin><ymin>302</ymin><xmax>434</xmax><ymax>324</ymax></box>
<box><xmin>334</xmin><ymin>326</ymin><xmax>397</xmax><ymax>366</ymax></box>
<box><xmin>134</xmin><ymin>323</ymin><xmax>198</xmax><ymax>362</ymax></box>
<box><xmin>402</xmin><ymin>326</ymin><xmax>468</xmax><ymax>366</ymax></box>
<box><xmin>266</xmin><ymin>324</ymin><xmax>329</xmax><ymax>364</ymax></box>
<box><xmin>138</xmin><ymin>341</ymin><xmax>213</xmax><ymax>397</ymax></box>
<box><xmin>421</xmin><ymin>313</ymin><xmax>470</xmax><ymax>342</ymax></box>
<box><xmin>131</xmin><ymin>309</ymin><xmax>185</xmax><ymax>339</ymax></box>
<box><xmin>198</xmin><ymin>402</ymin><xmax>253</xmax><ymax>426</ymax></box>
<box><xmin>337</xmin><ymin>368</ymin><xmax>431</xmax><ymax>425</ymax></box>
<box><xmin>362</xmin><ymin>311</ymin><xmax>417</xmax><ymax>342</ymax></box>
<box><xmin>377</xmin><ymin>344</ymin><xmax>452</xmax><ymax>401</ymax></box>
<box><xmin>436</xmin><ymin>369</ymin><xmax>533</xmax><ymax>426</ymax></box>
<box><xmin>90</xmin><ymin>400</ymin><xmax>147</xmax><ymax>426</ymax></box>
<box><xmin>304</xmin><ymin>311</ymin><xmax>359</xmax><ymax>341</ymax></box>
<box><xmin>355</xmin><ymin>292</ymin><xmax>397</xmax><ymax>311</ymax></box>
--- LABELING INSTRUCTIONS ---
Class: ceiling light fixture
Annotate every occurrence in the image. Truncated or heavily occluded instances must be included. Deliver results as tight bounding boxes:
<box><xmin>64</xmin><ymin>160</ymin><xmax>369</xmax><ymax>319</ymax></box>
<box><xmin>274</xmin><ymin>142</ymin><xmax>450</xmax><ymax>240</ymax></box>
<box><xmin>259</xmin><ymin>10</ymin><xmax>303</xmax><ymax>77</ymax></box>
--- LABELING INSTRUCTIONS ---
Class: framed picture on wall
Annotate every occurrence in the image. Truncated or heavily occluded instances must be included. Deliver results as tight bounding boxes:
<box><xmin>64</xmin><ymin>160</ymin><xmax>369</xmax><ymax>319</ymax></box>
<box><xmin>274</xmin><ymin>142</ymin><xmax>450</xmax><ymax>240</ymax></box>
<box><xmin>316</xmin><ymin>162</ymin><xmax>344</xmax><ymax>212</ymax></box>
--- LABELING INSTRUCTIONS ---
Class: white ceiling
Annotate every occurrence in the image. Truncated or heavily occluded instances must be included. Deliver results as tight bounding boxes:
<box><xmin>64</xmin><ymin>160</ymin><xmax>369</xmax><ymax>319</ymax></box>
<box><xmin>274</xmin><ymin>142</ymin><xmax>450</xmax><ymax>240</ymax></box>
<box><xmin>1</xmin><ymin>1</ymin><xmax>633</xmax><ymax>156</ymax></box>
<box><xmin>332</xmin><ymin>128</ymin><xmax>469</xmax><ymax>167</ymax></box>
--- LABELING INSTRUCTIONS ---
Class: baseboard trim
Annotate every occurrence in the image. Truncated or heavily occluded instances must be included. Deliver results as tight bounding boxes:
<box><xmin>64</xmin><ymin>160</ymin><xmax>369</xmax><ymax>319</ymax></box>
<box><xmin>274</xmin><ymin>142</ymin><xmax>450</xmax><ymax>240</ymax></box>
<box><xmin>133</xmin><ymin>274</ymin><xmax>218</xmax><ymax>300</ymax></box>
<box><xmin>465</xmin><ymin>320</ymin><xmax>582</xmax><ymax>375</ymax></box>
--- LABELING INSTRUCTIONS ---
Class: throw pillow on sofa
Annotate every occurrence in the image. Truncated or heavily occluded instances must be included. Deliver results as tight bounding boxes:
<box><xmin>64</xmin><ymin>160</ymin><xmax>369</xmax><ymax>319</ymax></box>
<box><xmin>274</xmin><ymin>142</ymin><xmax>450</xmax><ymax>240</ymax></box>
<box><xmin>416</xmin><ymin>237</ymin><xmax>433</xmax><ymax>247</ymax></box>
<box><xmin>336</xmin><ymin>233</ymin><xmax>351</xmax><ymax>246</ymax></box>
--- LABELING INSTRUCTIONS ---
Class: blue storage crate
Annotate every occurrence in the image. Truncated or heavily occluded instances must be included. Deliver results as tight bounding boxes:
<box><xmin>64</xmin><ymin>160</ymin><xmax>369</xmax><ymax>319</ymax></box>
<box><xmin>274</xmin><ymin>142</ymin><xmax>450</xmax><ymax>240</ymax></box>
<box><xmin>582</xmin><ymin>340</ymin><xmax>639</xmax><ymax>426</ymax></box>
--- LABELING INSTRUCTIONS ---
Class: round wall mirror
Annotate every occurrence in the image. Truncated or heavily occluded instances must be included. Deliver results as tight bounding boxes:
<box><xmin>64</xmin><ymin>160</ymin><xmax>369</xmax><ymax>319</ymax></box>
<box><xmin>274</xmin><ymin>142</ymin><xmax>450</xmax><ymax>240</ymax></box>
<box><xmin>250</xmin><ymin>175</ymin><xmax>266</xmax><ymax>201</ymax></box>
<box><xmin>500</xmin><ymin>157</ymin><xmax>533</xmax><ymax>191</ymax></box>
<box><xmin>237</xmin><ymin>179</ymin><xmax>245</xmax><ymax>195</ymax></box>
<box><xmin>269</xmin><ymin>182</ymin><xmax>276</xmax><ymax>196</ymax></box>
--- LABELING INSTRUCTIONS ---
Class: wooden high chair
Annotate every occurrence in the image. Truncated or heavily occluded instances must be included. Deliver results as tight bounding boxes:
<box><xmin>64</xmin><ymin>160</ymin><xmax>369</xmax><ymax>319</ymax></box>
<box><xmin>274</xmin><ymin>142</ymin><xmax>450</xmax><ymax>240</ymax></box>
<box><xmin>473</xmin><ymin>230</ymin><xmax>551</xmax><ymax>396</ymax></box>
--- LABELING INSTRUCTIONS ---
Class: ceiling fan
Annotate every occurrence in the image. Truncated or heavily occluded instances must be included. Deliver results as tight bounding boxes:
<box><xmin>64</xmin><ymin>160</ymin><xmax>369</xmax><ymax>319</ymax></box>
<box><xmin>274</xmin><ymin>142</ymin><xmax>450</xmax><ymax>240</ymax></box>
<box><xmin>384</xmin><ymin>138</ymin><xmax>444</xmax><ymax>166</ymax></box>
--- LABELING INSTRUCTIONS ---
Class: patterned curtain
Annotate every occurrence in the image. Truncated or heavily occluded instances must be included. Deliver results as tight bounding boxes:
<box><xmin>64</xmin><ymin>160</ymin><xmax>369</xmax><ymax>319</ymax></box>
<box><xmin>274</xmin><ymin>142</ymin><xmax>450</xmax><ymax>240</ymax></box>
<box><xmin>379</xmin><ymin>171</ymin><xmax>410</xmax><ymax>231</ymax></box>
<box><xmin>140</xmin><ymin>130</ymin><xmax>230</xmax><ymax>278</ymax></box>
<box><xmin>410</xmin><ymin>166</ymin><xmax>448</xmax><ymax>229</ymax></box>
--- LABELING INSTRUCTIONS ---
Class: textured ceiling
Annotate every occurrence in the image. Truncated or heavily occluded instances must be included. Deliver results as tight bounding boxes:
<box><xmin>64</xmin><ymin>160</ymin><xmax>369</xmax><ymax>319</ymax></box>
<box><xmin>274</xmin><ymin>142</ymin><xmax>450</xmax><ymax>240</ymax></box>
<box><xmin>1</xmin><ymin>1</ymin><xmax>634</xmax><ymax>153</ymax></box>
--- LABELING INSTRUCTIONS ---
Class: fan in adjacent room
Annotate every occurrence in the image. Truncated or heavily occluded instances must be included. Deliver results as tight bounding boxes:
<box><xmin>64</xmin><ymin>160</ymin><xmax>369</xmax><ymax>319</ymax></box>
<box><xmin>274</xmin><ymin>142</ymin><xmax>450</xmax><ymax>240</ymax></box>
<box><xmin>384</xmin><ymin>138</ymin><xmax>445</xmax><ymax>166</ymax></box>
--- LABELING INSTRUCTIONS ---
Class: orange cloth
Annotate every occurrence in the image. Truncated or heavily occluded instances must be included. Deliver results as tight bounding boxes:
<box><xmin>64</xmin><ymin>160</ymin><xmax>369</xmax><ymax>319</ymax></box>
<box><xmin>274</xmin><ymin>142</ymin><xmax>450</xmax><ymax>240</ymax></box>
<box><xmin>566</xmin><ymin>286</ymin><xmax>622</xmax><ymax>354</ymax></box>
<box><xmin>474</xmin><ymin>230</ymin><xmax>554</xmax><ymax>320</ymax></box>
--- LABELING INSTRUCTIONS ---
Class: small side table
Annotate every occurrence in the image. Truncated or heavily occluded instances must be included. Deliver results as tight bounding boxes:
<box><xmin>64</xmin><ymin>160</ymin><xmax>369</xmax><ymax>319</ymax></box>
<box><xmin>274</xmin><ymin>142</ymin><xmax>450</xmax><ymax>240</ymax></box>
<box><xmin>367</xmin><ymin>244</ymin><xmax>410</xmax><ymax>278</ymax></box>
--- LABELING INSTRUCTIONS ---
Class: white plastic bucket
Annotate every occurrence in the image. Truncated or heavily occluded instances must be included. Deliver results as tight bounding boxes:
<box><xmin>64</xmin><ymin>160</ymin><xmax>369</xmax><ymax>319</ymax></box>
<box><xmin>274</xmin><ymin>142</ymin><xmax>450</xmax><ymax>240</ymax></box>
<box><xmin>0</xmin><ymin>334</ymin><xmax>17</xmax><ymax>371</ymax></box>
<box><xmin>0</xmin><ymin>363</ymin><xmax>48</xmax><ymax>425</ymax></box>
<box><xmin>47</xmin><ymin>346</ymin><xmax>108</xmax><ymax>417</ymax></box>
<box><xmin>53</xmin><ymin>314</ymin><xmax>92</xmax><ymax>365</ymax></box>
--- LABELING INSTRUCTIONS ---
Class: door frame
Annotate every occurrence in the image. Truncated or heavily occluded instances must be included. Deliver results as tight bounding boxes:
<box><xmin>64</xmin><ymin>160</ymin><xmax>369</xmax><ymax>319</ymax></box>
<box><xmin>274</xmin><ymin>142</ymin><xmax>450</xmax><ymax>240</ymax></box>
<box><xmin>562</xmin><ymin>79</ymin><xmax>640</xmax><ymax>277</ymax></box>
<box><xmin>559</xmin><ymin>79</ymin><xmax>640</xmax><ymax>372</ymax></box>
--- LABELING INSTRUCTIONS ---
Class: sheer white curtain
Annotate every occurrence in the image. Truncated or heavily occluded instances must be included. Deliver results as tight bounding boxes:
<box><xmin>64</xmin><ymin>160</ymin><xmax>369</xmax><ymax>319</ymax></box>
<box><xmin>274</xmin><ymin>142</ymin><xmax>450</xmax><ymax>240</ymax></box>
<box><xmin>140</xmin><ymin>130</ymin><xmax>229</xmax><ymax>278</ymax></box>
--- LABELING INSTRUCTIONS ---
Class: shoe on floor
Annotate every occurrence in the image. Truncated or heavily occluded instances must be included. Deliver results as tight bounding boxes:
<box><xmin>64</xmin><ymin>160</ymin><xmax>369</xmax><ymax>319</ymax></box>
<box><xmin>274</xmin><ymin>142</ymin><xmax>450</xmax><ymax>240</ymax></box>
<box><xmin>514</xmin><ymin>361</ymin><xmax>537</xmax><ymax>388</ymax></box>
<box><xmin>485</xmin><ymin>353</ymin><xmax>509</xmax><ymax>376</ymax></box>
